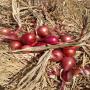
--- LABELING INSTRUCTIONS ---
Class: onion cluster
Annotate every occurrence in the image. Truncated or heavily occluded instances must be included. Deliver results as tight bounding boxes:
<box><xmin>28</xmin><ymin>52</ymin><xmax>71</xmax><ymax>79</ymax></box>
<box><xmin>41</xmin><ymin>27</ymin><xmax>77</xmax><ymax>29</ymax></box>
<box><xmin>0</xmin><ymin>25</ymin><xmax>89</xmax><ymax>85</ymax></box>
<box><xmin>0</xmin><ymin>25</ymin><xmax>59</xmax><ymax>50</ymax></box>
<box><xmin>48</xmin><ymin>39</ymin><xmax>78</xmax><ymax>83</ymax></box>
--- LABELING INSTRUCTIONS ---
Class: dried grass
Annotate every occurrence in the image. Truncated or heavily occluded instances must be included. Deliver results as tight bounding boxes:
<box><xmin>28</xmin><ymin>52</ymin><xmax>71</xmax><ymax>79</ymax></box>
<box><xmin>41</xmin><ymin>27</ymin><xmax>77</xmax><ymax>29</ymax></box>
<box><xmin>0</xmin><ymin>0</ymin><xmax>90</xmax><ymax>90</ymax></box>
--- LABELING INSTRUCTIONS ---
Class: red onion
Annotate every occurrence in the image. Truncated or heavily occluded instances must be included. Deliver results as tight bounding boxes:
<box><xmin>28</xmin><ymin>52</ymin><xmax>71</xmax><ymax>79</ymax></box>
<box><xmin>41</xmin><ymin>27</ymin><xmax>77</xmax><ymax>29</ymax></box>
<box><xmin>0</xmin><ymin>28</ymin><xmax>20</xmax><ymax>41</ymax></box>
<box><xmin>51</xmin><ymin>49</ymin><xmax>64</xmax><ymax>62</ymax></box>
<box><xmin>3</xmin><ymin>33</ymin><xmax>19</xmax><ymax>43</ymax></box>
<box><xmin>7</xmin><ymin>33</ymin><xmax>19</xmax><ymax>40</ymax></box>
<box><xmin>37</xmin><ymin>25</ymin><xmax>50</xmax><ymax>37</ymax></box>
<box><xmin>20</xmin><ymin>32</ymin><xmax>37</xmax><ymax>45</ymax></box>
<box><xmin>0</xmin><ymin>28</ymin><xmax>11</xmax><ymax>35</ymax></box>
<box><xmin>60</xmin><ymin>35</ymin><xmax>73</xmax><ymax>42</ymax></box>
<box><xmin>63</xmin><ymin>47</ymin><xmax>76</xmax><ymax>57</ymax></box>
<box><xmin>62</xmin><ymin>57</ymin><xmax>76</xmax><ymax>71</ymax></box>
<box><xmin>10</xmin><ymin>41</ymin><xmax>22</xmax><ymax>50</ymax></box>
<box><xmin>44</xmin><ymin>36</ymin><xmax>59</xmax><ymax>45</ymax></box>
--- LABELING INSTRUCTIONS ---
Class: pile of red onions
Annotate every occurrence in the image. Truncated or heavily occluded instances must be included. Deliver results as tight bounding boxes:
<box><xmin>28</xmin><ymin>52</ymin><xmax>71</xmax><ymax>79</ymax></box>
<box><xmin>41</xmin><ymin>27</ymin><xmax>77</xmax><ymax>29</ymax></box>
<box><xmin>0</xmin><ymin>25</ymin><xmax>89</xmax><ymax>89</ymax></box>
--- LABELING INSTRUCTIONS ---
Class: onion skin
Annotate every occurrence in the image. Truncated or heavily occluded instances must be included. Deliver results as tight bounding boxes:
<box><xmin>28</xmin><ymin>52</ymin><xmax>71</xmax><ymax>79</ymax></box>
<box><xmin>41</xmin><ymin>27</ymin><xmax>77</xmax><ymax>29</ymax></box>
<box><xmin>51</xmin><ymin>49</ymin><xmax>64</xmax><ymax>62</ymax></box>
<box><xmin>37</xmin><ymin>25</ymin><xmax>50</xmax><ymax>38</ymax></box>
<box><xmin>72</xmin><ymin>67</ymin><xmax>82</xmax><ymax>76</ymax></box>
<box><xmin>47</xmin><ymin>68</ymin><xmax>60</xmax><ymax>78</ymax></box>
<box><xmin>44</xmin><ymin>36</ymin><xmax>59</xmax><ymax>45</ymax></box>
<box><xmin>60</xmin><ymin>81</ymin><xmax>65</xmax><ymax>90</ymax></box>
<box><xmin>72</xmin><ymin>66</ymin><xmax>90</xmax><ymax>76</ymax></box>
<box><xmin>62</xmin><ymin>57</ymin><xmax>76</xmax><ymax>71</ymax></box>
<box><xmin>47</xmin><ymin>71</ymin><xmax>56</xmax><ymax>79</ymax></box>
<box><xmin>63</xmin><ymin>47</ymin><xmax>76</xmax><ymax>57</ymax></box>
<box><xmin>82</xmin><ymin>67</ymin><xmax>90</xmax><ymax>75</ymax></box>
<box><xmin>60</xmin><ymin>69</ymin><xmax>73</xmax><ymax>82</ymax></box>
<box><xmin>10</xmin><ymin>41</ymin><xmax>22</xmax><ymax>50</ymax></box>
<box><xmin>52</xmin><ymin>67</ymin><xmax>60</xmax><ymax>77</ymax></box>
<box><xmin>20</xmin><ymin>32</ymin><xmax>37</xmax><ymax>45</ymax></box>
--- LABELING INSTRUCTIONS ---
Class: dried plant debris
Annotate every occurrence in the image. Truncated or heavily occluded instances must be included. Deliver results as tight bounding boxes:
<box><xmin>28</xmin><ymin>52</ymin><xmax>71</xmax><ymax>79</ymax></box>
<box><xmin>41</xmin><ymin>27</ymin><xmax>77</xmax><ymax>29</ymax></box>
<box><xmin>0</xmin><ymin>0</ymin><xmax>90</xmax><ymax>90</ymax></box>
